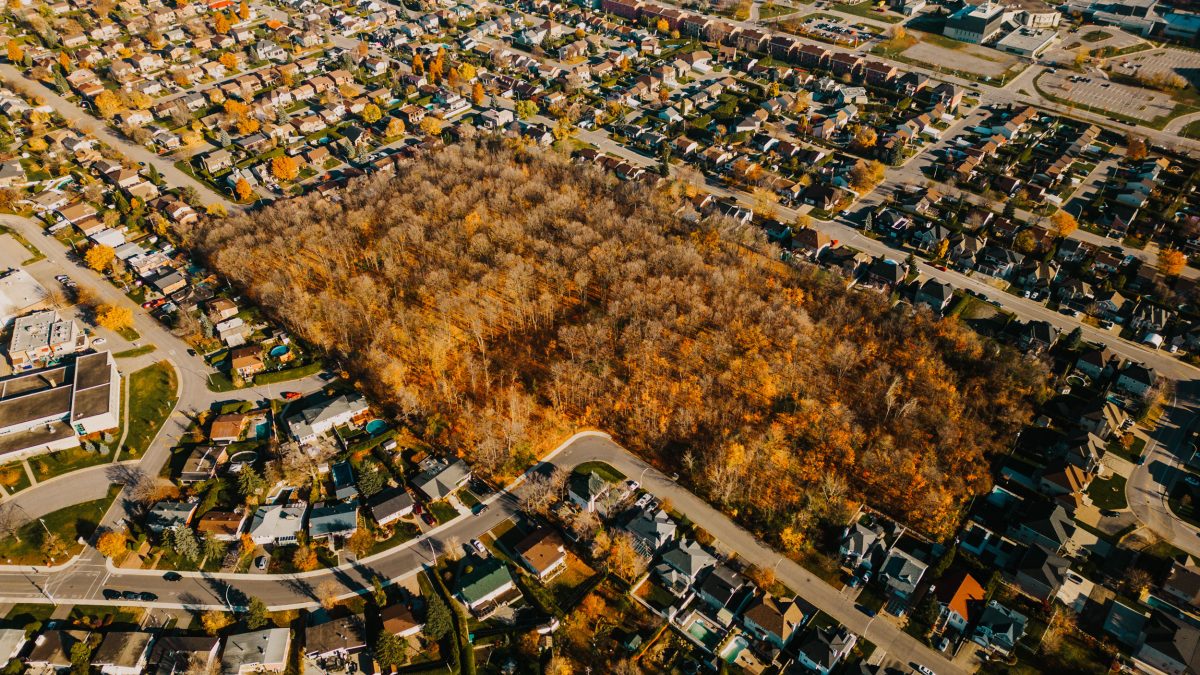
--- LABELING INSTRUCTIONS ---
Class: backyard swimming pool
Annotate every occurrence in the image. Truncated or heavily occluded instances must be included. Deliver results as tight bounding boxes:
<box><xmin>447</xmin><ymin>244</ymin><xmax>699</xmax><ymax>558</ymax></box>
<box><xmin>720</xmin><ymin>635</ymin><xmax>750</xmax><ymax>664</ymax></box>
<box><xmin>366</xmin><ymin>419</ymin><xmax>388</xmax><ymax>435</ymax></box>
<box><xmin>681</xmin><ymin>613</ymin><xmax>723</xmax><ymax>651</ymax></box>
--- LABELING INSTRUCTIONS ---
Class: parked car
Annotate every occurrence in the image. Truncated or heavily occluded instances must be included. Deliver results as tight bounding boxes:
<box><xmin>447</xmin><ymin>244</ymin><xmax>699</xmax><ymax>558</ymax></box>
<box><xmin>122</xmin><ymin>591</ymin><xmax>140</xmax><ymax>600</ymax></box>
<box><xmin>282</xmin><ymin>391</ymin><xmax>302</xmax><ymax>400</ymax></box>
<box><xmin>163</xmin><ymin>571</ymin><xmax>181</xmax><ymax>581</ymax></box>
<box><xmin>635</xmin><ymin>494</ymin><xmax>652</xmax><ymax>509</ymax></box>
<box><xmin>255</xmin><ymin>555</ymin><xmax>268</xmax><ymax>570</ymax></box>
<box><xmin>102</xmin><ymin>589</ymin><xmax>122</xmax><ymax>600</ymax></box>
<box><xmin>140</xmin><ymin>592</ymin><xmax>158</xmax><ymax>601</ymax></box>
<box><xmin>471</xmin><ymin>539</ymin><xmax>487</xmax><ymax>555</ymax></box>
<box><xmin>1185</xmin><ymin>474</ymin><xmax>1200</xmax><ymax>488</ymax></box>
<box><xmin>91</xmin><ymin>337</ymin><xmax>106</xmax><ymax>346</ymax></box>
<box><xmin>421</xmin><ymin>512</ymin><xmax>436</xmax><ymax>526</ymax></box>
<box><xmin>625</xmin><ymin>479</ymin><xmax>640</xmax><ymax>492</ymax></box>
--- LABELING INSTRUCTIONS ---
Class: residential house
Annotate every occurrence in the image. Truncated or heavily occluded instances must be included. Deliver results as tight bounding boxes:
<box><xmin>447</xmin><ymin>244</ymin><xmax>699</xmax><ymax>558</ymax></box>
<box><xmin>915</xmin><ymin>279</ymin><xmax>954</xmax><ymax>313</ymax></box>
<box><xmin>935</xmin><ymin>569</ymin><xmax>986</xmax><ymax>635</ymax></box>
<box><xmin>742</xmin><ymin>594</ymin><xmax>810</xmax><ymax>649</ymax></box>
<box><xmin>197</xmin><ymin>510</ymin><xmax>248</xmax><ymax>542</ymax></box>
<box><xmin>625</xmin><ymin>507</ymin><xmax>677</xmax><ymax>555</ymax></box>
<box><xmin>147</xmin><ymin>501</ymin><xmax>198</xmax><ymax>534</ymax></box>
<box><xmin>180</xmin><ymin>446</ymin><xmax>228</xmax><ymax>483</ymax></box>
<box><xmin>655</xmin><ymin>538</ymin><xmax>716</xmax><ymax>596</ymax></box>
<box><xmin>1116</xmin><ymin>363</ymin><xmax>1157</xmax><ymax>398</ymax></box>
<box><xmin>795</xmin><ymin>626</ymin><xmax>857</xmax><ymax>675</ymax></box>
<box><xmin>148</xmin><ymin>636</ymin><xmax>221</xmax><ymax>675</ymax></box>
<box><xmin>229</xmin><ymin>344</ymin><xmax>264</xmax><ymax>379</ymax></box>
<box><xmin>972</xmin><ymin>601</ymin><xmax>1027</xmax><ymax>656</ymax></box>
<box><xmin>1162</xmin><ymin>563</ymin><xmax>1200</xmax><ymax>613</ymax></box>
<box><xmin>381</xmin><ymin>603</ymin><xmax>423</xmax><ymax>638</ymax></box>
<box><xmin>93</xmin><ymin>632</ymin><xmax>154</xmax><ymax>675</ymax></box>
<box><xmin>305</xmin><ymin>614</ymin><xmax>366</xmax><ymax>661</ymax></box>
<box><xmin>369</xmin><ymin>487</ymin><xmax>414</xmax><ymax>527</ymax></box>
<box><xmin>1013</xmin><ymin>543</ymin><xmax>1069</xmax><ymax>602</ymax></box>
<box><xmin>568</xmin><ymin>471</ymin><xmax>611</xmax><ymax>513</ymax></box>
<box><xmin>248</xmin><ymin>503</ymin><xmax>308</xmax><ymax>546</ymax></box>
<box><xmin>839</xmin><ymin>521</ymin><xmax>885</xmax><ymax>570</ymax></box>
<box><xmin>221</xmin><ymin>629</ymin><xmax>291</xmax><ymax>675</ymax></box>
<box><xmin>514</xmin><ymin>527</ymin><xmax>568</xmax><ymax>580</ymax></box>
<box><xmin>1134</xmin><ymin>613</ymin><xmax>1200</xmax><ymax>675</ymax></box>
<box><xmin>308</xmin><ymin>501</ymin><xmax>358</xmax><ymax>542</ymax></box>
<box><xmin>331</xmin><ymin>461</ymin><xmax>358</xmax><ymax>501</ymax></box>
<box><xmin>411</xmin><ymin>457</ymin><xmax>471</xmax><ymax>502</ymax></box>
<box><xmin>287</xmin><ymin>393</ymin><xmax>370</xmax><ymax>444</ymax></box>
<box><xmin>879</xmin><ymin>547</ymin><xmax>927</xmax><ymax>609</ymax></box>
<box><xmin>456</xmin><ymin>556</ymin><xmax>519</xmax><ymax>617</ymax></box>
<box><xmin>697</xmin><ymin>565</ymin><xmax>750</xmax><ymax>624</ymax></box>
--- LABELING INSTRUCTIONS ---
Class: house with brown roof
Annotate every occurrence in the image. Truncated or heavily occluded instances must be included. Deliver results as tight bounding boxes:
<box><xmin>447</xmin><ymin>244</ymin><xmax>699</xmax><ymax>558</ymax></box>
<box><xmin>381</xmin><ymin>603</ymin><xmax>423</xmax><ymax>638</ymax></box>
<box><xmin>197</xmin><ymin>510</ymin><xmax>248</xmax><ymax>541</ymax></box>
<box><xmin>230</xmin><ymin>344</ymin><xmax>265</xmax><ymax>379</ymax></box>
<box><xmin>742</xmin><ymin>594</ymin><xmax>810</xmax><ymax>649</ymax></box>
<box><xmin>210</xmin><ymin>412</ymin><xmax>248</xmax><ymax>444</ymax></box>
<box><xmin>514</xmin><ymin>527</ymin><xmax>568</xmax><ymax>580</ymax></box>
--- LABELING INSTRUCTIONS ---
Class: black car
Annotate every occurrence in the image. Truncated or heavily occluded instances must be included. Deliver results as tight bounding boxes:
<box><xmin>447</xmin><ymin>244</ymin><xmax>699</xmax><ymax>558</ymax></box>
<box><xmin>163</xmin><ymin>572</ymin><xmax>181</xmax><ymax>581</ymax></box>
<box><xmin>122</xmin><ymin>590</ymin><xmax>139</xmax><ymax>600</ymax></box>
<box><xmin>102</xmin><ymin>589</ymin><xmax>122</xmax><ymax>600</ymax></box>
<box><xmin>140</xmin><ymin>592</ymin><xmax>158</xmax><ymax>602</ymax></box>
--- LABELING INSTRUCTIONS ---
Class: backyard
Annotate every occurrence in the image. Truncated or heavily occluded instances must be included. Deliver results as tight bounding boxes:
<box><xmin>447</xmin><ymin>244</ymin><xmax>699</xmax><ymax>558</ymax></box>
<box><xmin>1086</xmin><ymin>474</ymin><xmax>1128</xmax><ymax>511</ymax></box>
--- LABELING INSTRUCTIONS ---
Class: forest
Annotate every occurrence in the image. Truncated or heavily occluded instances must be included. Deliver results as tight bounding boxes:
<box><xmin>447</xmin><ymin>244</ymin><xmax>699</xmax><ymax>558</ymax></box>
<box><xmin>189</xmin><ymin>142</ymin><xmax>1046</xmax><ymax>541</ymax></box>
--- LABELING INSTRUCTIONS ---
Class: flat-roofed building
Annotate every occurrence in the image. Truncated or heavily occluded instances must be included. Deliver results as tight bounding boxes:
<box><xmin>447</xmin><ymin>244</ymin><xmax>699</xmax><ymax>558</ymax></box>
<box><xmin>0</xmin><ymin>351</ymin><xmax>120</xmax><ymax>461</ymax></box>
<box><xmin>7</xmin><ymin>309</ymin><xmax>88</xmax><ymax>371</ymax></box>
<box><xmin>944</xmin><ymin>3</ymin><xmax>1007</xmax><ymax>43</ymax></box>
<box><xmin>0</xmin><ymin>268</ymin><xmax>50</xmax><ymax>326</ymax></box>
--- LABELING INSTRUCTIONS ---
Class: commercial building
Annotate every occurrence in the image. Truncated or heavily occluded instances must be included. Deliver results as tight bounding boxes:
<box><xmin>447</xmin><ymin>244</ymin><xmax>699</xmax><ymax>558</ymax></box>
<box><xmin>6</xmin><ymin>309</ymin><xmax>88</xmax><ymax>371</ymax></box>
<box><xmin>0</xmin><ymin>351</ymin><xmax>121</xmax><ymax>461</ymax></box>
<box><xmin>997</xmin><ymin>27</ymin><xmax>1059</xmax><ymax>56</ymax></box>
<box><xmin>0</xmin><ymin>268</ymin><xmax>50</xmax><ymax>326</ymax></box>
<box><xmin>944</xmin><ymin>3</ymin><xmax>1008</xmax><ymax>43</ymax></box>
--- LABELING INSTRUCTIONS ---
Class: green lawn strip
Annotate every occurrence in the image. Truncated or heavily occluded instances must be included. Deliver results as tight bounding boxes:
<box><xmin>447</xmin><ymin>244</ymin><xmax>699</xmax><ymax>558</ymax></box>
<box><xmin>122</xmin><ymin>361</ymin><xmax>179</xmax><ymax>459</ymax></box>
<box><xmin>113</xmin><ymin>345</ymin><xmax>157</xmax><ymax>359</ymax></box>
<box><xmin>0</xmin><ymin>484</ymin><xmax>120</xmax><ymax>565</ymax></box>
<box><xmin>1086</xmin><ymin>473</ymin><xmax>1128</xmax><ymax>510</ymax></box>
<box><xmin>367</xmin><ymin>520</ymin><xmax>420</xmax><ymax>556</ymax></box>
<box><xmin>252</xmin><ymin>361</ymin><xmax>323</xmax><ymax>385</ymax></box>
<box><xmin>0</xmin><ymin>461</ymin><xmax>31</xmax><ymax>495</ymax></box>
<box><xmin>29</xmin><ymin>446</ymin><xmax>112</xmax><ymax>482</ymax></box>
<box><xmin>572</xmin><ymin>461</ymin><xmax>626</xmax><ymax>482</ymax></box>
<box><xmin>1105</xmin><ymin>436</ymin><xmax>1146</xmax><ymax>463</ymax></box>
<box><xmin>3</xmin><ymin>603</ymin><xmax>55</xmax><ymax>631</ymax></box>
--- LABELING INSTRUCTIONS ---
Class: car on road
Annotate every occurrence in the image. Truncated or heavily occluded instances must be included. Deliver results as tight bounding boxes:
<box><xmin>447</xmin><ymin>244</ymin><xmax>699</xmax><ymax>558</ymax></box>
<box><xmin>282</xmin><ymin>391</ymin><xmax>302</xmax><ymax>400</ymax></box>
<box><xmin>625</xmin><ymin>479</ymin><xmax>640</xmax><ymax>492</ymax></box>
<box><xmin>103</xmin><ymin>589</ymin><xmax>122</xmax><ymax>600</ymax></box>
<box><xmin>471</xmin><ymin>539</ymin><xmax>487</xmax><ymax>556</ymax></box>
<box><xmin>915</xmin><ymin>664</ymin><xmax>935</xmax><ymax>675</ymax></box>
<box><xmin>255</xmin><ymin>555</ymin><xmax>268</xmax><ymax>570</ymax></box>
<box><xmin>91</xmin><ymin>337</ymin><xmax>106</xmax><ymax>346</ymax></box>
<box><xmin>122</xmin><ymin>590</ymin><xmax>140</xmax><ymax>600</ymax></box>
<box><xmin>1185</xmin><ymin>474</ymin><xmax>1200</xmax><ymax>488</ymax></box>
<box><xmin>163</xmin><ymin>571</ymin><xmax>181</xmax><ymax>581</ymax></box>
<box><xmin>140</xmin><ymin>592</ymin><xmax>157</xmax><ymax>601</ymax></box>
<box><xmin>635</xmin><ymin>494</ymin><xmax>652</xmax><ymax>509</ymax></box>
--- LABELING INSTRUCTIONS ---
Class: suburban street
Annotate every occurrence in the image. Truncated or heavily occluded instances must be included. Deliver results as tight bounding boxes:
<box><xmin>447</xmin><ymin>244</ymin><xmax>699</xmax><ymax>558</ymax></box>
<box><xmin>1126</xmin><ymin>382</ymin><xmax>1200</xmax><ymax>556</ymax></box>
<box><xmin>0</xmin><ymin>431</ymin><xmax>963</xmax><ymax>674</ymax></box>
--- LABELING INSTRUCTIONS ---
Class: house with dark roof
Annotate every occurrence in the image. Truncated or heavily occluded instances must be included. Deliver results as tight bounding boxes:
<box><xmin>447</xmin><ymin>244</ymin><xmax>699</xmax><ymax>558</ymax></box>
<box><xmin>148</xmin><ymin>635</ymin><xmax>221</xmax><ymax>675</ymax></box>
<box><xmin>879</xmin><ymin>547</ymin><xmax>927</xmax><ymax>612</ymax></box>
<box><xmin>795</xmin><ymin>625</ymin><xmax>857</xmax><ymax>675</ymax></box>
<box><xmin>655</xmin><ymin>538</ymin><xmax>716</xmax><ymax>596</ymax></box>
<box><xmin>147</xmin><ymin>501</ymin><xmax>198</xmax><ymax>534</ymax></box>
<box><xmin>1011</xmin><ymin>500</ymin><xmax>1076</xmax><ymax>554</ymax></box>
<box><xmin>1134</xmin><ymin>612</ymin><xmax>1200</xmax><ymax>675</ymax></box>
<box><xmin>915</xmin><ymin>278</ymin><xmax>954</xmax><ymax>313</ymax></box>
<box><xmin>568</xmin><ymin>471</ymin><xmax>611</xmax><ymax>513</ymax></box>
<box><xmin>304</xmin><ymin>614</ymin><xmax>367</xmax><ymax>661</ymax></box>
<box><xmin>625</xmin><ymin>507</ymin><xmax>677</xmax><ymax>556</ymax></box>
<box><xmin>1103</xmin><ymin>600</ymin><xmax>1149</xmax><ymax>648</ymax></box>
<box><xmin>1013</xmin><ymin>543</ymin><xmax>1068</xmax><ymax>602</ymax></box>
<box><xmin>381</xmin><ymin>603</ymin><xmax>423</xmax><ymax>638</ymax></box>
<box><xmin>972</xmin><ymin>601</ymin><xmax>1027</xmax><ymax>656</ymax></box>
<box><xmin>368</xmin><ymin>487</ymin><xmax>414</xmax><ymax>527</ymax></box>
<box><xmin>1116</xmin><ymin>362</ymin><xmax>1157</xmax><ymax>398</ymax></box>
<box><xmin>412</xmin><ymin>458</ymin><xmax>471</xmax><ymax>502</ymax></box>
<box><xmin>698</xmin><ymin>564</ymin><xmax>751</xmax><ymax>625</ymax></box>
<box><xmin>308</xmin><ymin>501</ymin><xmax>358</xmax><ymax>542</ymax></box>
<box><xmin>1162</xmin><ymin>563</ymin><xmax>1200</xmax><ymax>614</ymax></box>
<box><xmin>331</xmin><ymin>461</ymin><xmax>358</xmax><ymax>501</ymax></box>
<box><xmin>93</xmin><ymin>631</ymin><xmax>153</xmax><ymax>675</ymax></box>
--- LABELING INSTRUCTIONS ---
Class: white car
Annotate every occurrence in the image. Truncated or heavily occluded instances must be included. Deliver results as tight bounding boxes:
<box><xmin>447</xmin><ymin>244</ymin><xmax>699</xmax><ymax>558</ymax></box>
<box><xmin>471</xmin><ymin>539</ymin><xmax>487</xmax><ymax>556</ymax></box>
<box><xmin>916</xmin><ymin>665</ymin><xmax>935</xmax><ymax>675</ymax></box>
<box><xmin>635</xmin><ymin>494</ymin><xmax>652</xmax><ymax>509</ymax></box>
<box><xmin>92</xmin><ymin>337</ymin><xmax>106</xmax><ymax>346</ymax></box>
<box><xmin>625</xmin><ymin>479</ymin><xmax>640</xmax><ymax>492</ymax></box>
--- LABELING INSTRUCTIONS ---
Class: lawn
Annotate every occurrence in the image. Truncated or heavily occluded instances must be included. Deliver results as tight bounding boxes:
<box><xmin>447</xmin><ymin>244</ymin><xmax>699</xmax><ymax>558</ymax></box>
<box><xmin>368</xmin><ymin>520</ymin><xmax>421</xmax><ymax>556</ymax></box>
<box><xmin>0</xmin><ymin>225</ymin><xmax>44</xmax><ymax>265</ymax></box>
<box><xmin>116</xmin><ymin>326</ymin><xmax>141</xmax><ymax>342</ymax></box>
<box><xmin>1086</xmin><ymin>474</ymin><xmax>1128</xmax><ymax>510</ymax></box>
<box><xmin>254</xmin><ymin>361</ymin><xmax>324</xmax><ymax>385</ymax></box>
<box><xmin>1081</xmin><ymin>29</ymin><xmax>1113</xmax><ymax>42</ymax></box>
<box><xmin>831</xmin><ymin>1</ymin><xmax>902</xmax><ymax>22</ymax></box>
<box><xmin>573</xmin><ymin>461</ymin><xmax>626</xmax><ymax>483</ymax></box>
<box><xmin>1182</xmin><ymin>118</ymin><xmax>1200</xmax><ymax>140</ymax></box>
<box><xmin>1105</xmin><ymin>436</ymin><xmax>1146</xmax><ymax>464</ymax></box>
<box><xmin>122</xmin><ymin>361</ymin><xmax>179</xmax><ymax>459</ymax></box>
<box><xmin>548</xmin><ymin>554</ymin><xmax>598</xmax><ymax>610</ymax></box>
<box><xmin>1168</xmin><ymin>481</ymin><xmax>1200</xmax><ymax>528</ymax></box>
<box><xmin>634</xmin><ymin>578</ymin><xmax>677</xmax><ymax>614</ymax></box>
<box><xmin>0</xmin><ymin>484</ymin><xmax>121</xmax><ymax>565</ymax></box>
<box><xmin>113</xmin><ymin>345</ymin><xmax>157</xmax><ymax>359</ymax></box>
<box><xmin>0</xmin><ymin>461</ymin><xmax>31</xmax><ymax>495</ymax></box>
<box><xmin>29</xmin><ymin>446</ymin><xmax>111</xmax><ymax>482</ymax></box>
<box><xmin>760</xmin><ymin>2</ymin><xmax>802</xmax><ymax>19</ymax></box>
<box><xmin>3</xmin><ymin>603</ymin><xmax>54</xmax><ymax>630</ymax></box>
<box><xmin>429</xmin><ymin>500</ymin><xmax>459</xmax><ymax>525</ymax></box>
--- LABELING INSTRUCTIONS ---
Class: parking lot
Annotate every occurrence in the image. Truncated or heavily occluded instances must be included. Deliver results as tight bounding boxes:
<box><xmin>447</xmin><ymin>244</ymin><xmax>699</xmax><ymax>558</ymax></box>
<box><xmin>1038</xmin><ymin>70</ymin><xmax>1176</xmax><ymax>122</ymax></box>
<box><xmin>1111</xmin><ymin>47</ymin><xmax>1200</xmax><ymax>88</ymax></box>
<box><xmin>787</xmin><ymin>13</ymin><xmax>881</xmax><ymax>45</ymax></box>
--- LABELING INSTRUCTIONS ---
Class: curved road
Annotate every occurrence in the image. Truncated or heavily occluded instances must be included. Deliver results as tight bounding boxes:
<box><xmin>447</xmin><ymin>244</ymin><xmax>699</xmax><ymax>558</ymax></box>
<box><xmin>1126</xmin><ymin>382</ymin><xmax>1200</xmax><ymax>556</ymax></box>
<box><xmin>0</xmin><ymin>431</ymin><xmax>966</xmax><ymax>674</ymax></box>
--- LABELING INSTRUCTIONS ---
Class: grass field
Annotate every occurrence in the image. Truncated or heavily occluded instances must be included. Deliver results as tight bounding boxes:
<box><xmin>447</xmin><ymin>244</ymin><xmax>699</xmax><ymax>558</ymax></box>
<box><xmin>1086</xmin><ymin>474</ymin><xmax>1128</xmax><ymax>510</ymax></box>
<box><xmin>113</xmin><ymin>345</ymin><xmax>157</xmax><ymax>358</ymax></box>
<box><xmin>573</xmin><ymin>461</ymin><xmax>626</xmax><ymax>483</ymax></box>
<box><xmin>0</xmin><ymin>461</ymin><xmax>31</xmax><ymax>494</ymax></box>
<box><xmin>122</xmin><ymin>361</ymin><xmax>179</xmax><ymax>459</ymax></box>
<box><xmin>0</xmin><ymin>484</ymin><xmax>120</xmax><ymax>564</ymax></box>
<box><xmin>29</xmin><ymin>446</ymin><xmax>111</xmax><ymax>482</ymax></box>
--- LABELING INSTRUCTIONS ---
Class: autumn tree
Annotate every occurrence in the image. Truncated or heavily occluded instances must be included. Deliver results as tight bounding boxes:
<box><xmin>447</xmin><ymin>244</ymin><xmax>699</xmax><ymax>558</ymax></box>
<box><xmin>361</xmin><ymin>103</ymin><xmax>382</xmax><ymax>124</ymax></box>
<box><xmin>96</xmin><ymin>529</ymin><xmax>128</xmax><ymax>559</ymax></box>
<box><xmin>84</xmin><ymin>244</ymin><xmax>116</xmax><ymax>271</ymax></box>
<box><xmin>271</xmin><ymin>155</ymin><xmax>299</xmax><ymax>182</ymax></box>
<box><xmin>745</xmin><ymin>564</ymin><xmax>775</xmax><ymax>590</ymax></box>
<box><xmin>346</xmin><ymin>526</ymin><xmax>375</xmax><ymax>558</ymax></box>
<box><xmin>235</xmin><ymin>177</ymin><xmax>253</xmax><ymax>201</ymax></box>
<box><xmin>412</xmin><ymin>52</ymin><xmax>424</xmax><ymax>75</ymax></box>
<box><xmin>419</xmin><ymin>117</ymin><xmax>443</xmax><ymax>136</ymax></box>
<box><xmin>293</xmin><ymin>542</ymin><xmax>318</xmax><ymax>571</ymax></box>
<box><xmin>93</xmin><ymin>90</ymin><xmax>122</xmax><ymax>118</ymax></box>
<box><xmin>1049</xmin><ymin>210</ymin><xmax>1078</xmax><ymax>238</ymax></box>
<box><xmin>385</xmin><ymin>117</ymin><xmax>405</xmax><ymax>138</ymax></box>
<box><xmin>1126</xmin><ymin>134</ymin><xmax>1148</xmax><ymax>161</ymax></box>
<box><xmin>317</xmin><ymin>580</ymin><xmax>342</xmax><ymax>609</ymax></box>
<box><xmin>96</xmin><ymin>304</ymin><xmax>133</xmax><ymax>332</ymax></box>
<box><xmin>214</xmin><ymin>13</ymin><xmax>230</xmax><ymax>34</ymax></box>
<box><xmin>238</xmin><ymin>0</ymin><xmax>250</xmax><ymax>20</ymax></box>
<box><xmin>848</xmin><ymin>159</ymin><xmax>885</xmax><ymax>191</ymax></box>
<box><xmin>202</xmin><ymin>610</ymin><xmax>233</xmax><ymax>635</ymax></box>
<box><xmin>1160</xmin><ymin>248</ymin><xmax>1187</xmax><ymax>276</ymax></box>
<box><xmin>852</xmin><ymin>126</ymin><xmax>877</xmax><ymax>151</ymax></box>
<box><xmin>604</xmin><ymin>532</ymin><xmax>648</xmax><ymax>581</ymax></box>
<box><xmin>472</xmin><ymin>81</ymin><xmax>485</xmax><ymax>106</ymax></box>
<box><xmin>6</xmin><ymin>40</ymin><xmax>23</xmax><ymax>63</ymax></box>
<box><xmin>219</xmin><ymin>52</ymin><xmax>238</xmax><ymax>71</ymax></box>
<box><xmin>515</xmin><ymin>100</ymin><xmax>538</xmax><ymax>120</ymax></box>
